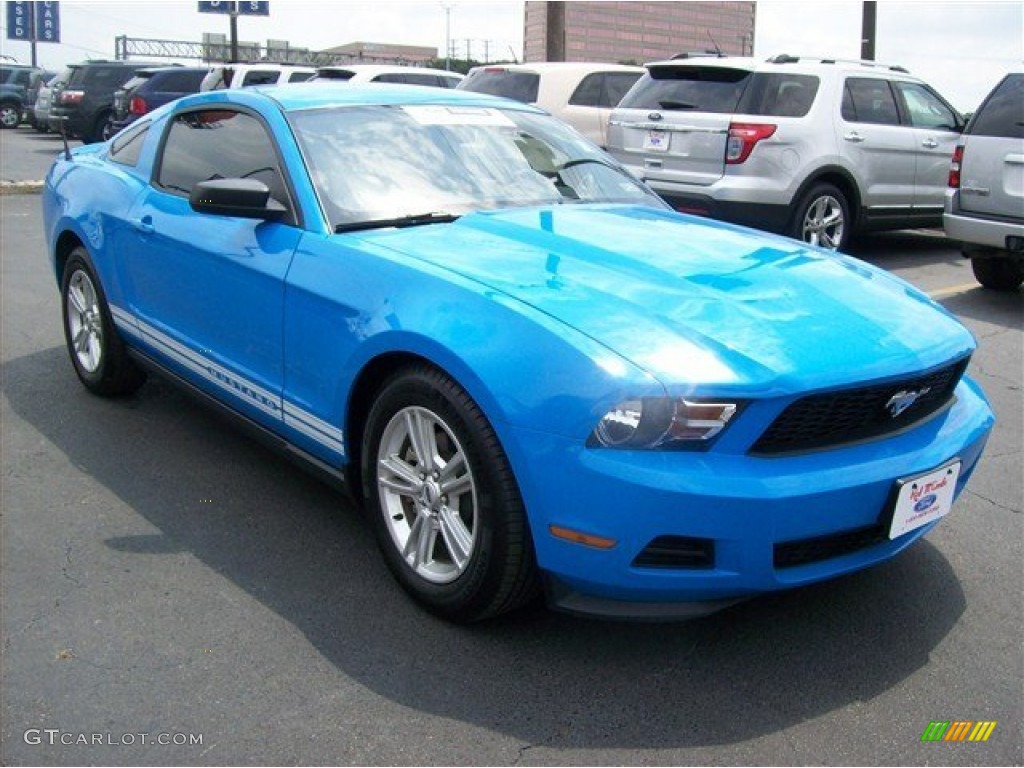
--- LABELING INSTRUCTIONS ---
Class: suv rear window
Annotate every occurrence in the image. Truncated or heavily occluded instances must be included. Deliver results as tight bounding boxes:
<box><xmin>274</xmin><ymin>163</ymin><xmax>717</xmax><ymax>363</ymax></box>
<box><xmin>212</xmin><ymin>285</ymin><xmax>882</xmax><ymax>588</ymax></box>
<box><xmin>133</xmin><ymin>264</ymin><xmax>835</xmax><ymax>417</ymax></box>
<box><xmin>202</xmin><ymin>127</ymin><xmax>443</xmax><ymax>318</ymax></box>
<box><xmin>619</xmin><ymin>66</ymin><xmax>751</xmax><ymax>113</ymax></box>
<box><xmin>620</xmin><ymin>67</ymin><xmax>819</xmax><ymax>117</ymax></box>
<box><xmin>460</xmin><ymin>70</ymin><xmax>540</xmax><ymax>103</ymax></box>
<box><xmin>968</xmin><ymin>73</ymin><xmax>1024</xmax><ymax>139</ymax></box>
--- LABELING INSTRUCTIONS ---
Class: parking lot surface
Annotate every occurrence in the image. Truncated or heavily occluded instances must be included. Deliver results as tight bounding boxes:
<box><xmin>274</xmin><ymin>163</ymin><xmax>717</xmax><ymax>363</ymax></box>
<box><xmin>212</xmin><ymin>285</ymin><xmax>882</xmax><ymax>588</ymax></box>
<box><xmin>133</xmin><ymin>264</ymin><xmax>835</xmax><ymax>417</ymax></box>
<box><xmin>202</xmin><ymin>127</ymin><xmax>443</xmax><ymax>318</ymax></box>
<box><xmin>2</xmin><ymin>125</ymin><xmax>1021</xmax><ymax>766</ymax></box>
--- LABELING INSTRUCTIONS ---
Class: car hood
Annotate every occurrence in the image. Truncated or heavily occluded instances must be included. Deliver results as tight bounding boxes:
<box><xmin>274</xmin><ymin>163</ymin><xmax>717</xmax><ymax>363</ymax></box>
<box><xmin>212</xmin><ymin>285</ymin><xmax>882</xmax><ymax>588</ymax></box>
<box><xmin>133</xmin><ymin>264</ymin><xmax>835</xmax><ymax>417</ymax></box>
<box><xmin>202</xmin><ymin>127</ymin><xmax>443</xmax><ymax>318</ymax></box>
<box><xmin>359</xmin><ymin>205</ymin><xmax>974</xmax><ymax>394</ymax></box>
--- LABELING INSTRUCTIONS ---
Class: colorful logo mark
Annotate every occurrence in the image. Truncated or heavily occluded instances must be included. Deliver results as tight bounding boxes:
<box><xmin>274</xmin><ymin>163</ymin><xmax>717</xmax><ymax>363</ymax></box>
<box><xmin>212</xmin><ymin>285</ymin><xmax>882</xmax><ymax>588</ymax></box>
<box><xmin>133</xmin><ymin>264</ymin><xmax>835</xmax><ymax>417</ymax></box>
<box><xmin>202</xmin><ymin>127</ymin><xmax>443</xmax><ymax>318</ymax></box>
<box><xmin>921</xmin><ymin>721</ymin><xmax>997</xmax><ymax>742</ymax></box>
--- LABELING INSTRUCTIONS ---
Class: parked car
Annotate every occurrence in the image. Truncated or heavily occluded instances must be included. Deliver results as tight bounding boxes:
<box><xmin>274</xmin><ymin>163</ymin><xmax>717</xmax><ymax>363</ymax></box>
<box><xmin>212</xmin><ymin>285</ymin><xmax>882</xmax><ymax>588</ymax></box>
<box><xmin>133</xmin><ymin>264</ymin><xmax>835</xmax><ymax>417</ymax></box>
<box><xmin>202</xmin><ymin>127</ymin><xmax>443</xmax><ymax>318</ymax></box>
<box><xmin>312</xmin><ymin>64</ymin><xmax>463</xmax><ymax>89</ymax></box>
<box><xmin>24</xmin><ymin>68</ymin><xmax>56</xmax><ymax>128</ymax></box>
<box><xmin>607</xmin><ymin>54</ymin><xmax>966</xmax><ymax>250</ymax></box>
<box><xmin>944</xmin><ymin>72</ymin><xmax>1024</xmax><ymax>291</ymax></box>
<box><xmin>42</xmin><ymin>84</ymin><xmax>993</xmax><ymax>622</ymax></box>
<box><xmin>111</xmin><ymin>66</ymin><xmax>209</xmax><ymax>133</ymax></box>
<box><xmin>458</xmin><ymin>62</ymin><xmax>643</xmax><ymax>147</ymax></box>
<box><xmin>0</xmin><ymin>61</ymin><xmax>41</xmax><ymax>129</ymax></box>
<box><xmin>49</xmin><ymin>60</ymin><xmax>170</xmax><ymax>143</ymax></box>
<box><xmin>32</xmin><ymin>68</ymin><xmax>70</xmax><ymax>134</ymax></box>
<box><xmin>199</xmin><ymin>63</ymin><xmax>316</xmax><ymax>91</ymax></box>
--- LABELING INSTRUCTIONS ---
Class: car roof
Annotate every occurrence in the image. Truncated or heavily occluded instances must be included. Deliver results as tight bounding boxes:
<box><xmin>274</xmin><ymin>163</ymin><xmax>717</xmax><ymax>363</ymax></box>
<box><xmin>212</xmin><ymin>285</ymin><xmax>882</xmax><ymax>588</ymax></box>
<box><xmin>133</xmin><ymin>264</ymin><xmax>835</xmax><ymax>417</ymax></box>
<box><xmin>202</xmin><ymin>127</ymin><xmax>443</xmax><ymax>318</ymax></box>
<box><xmin>177</xmin><ymin>82</ymin><xmax>546</xmax><ymax>113</ymax></box>
<box><xmin>643</xmin><ymin>54</ymin><xmax>916</xmax><ymax>77</ymax></box>
<box><xmin>474</xmin><ymin>61</ymin><xmax>644</xmax><ymax>75</ymax></box>
<box><xmin>317</xmin><ymin>64</ymin><xmax>463</xmax><ymax>78</ymax></box>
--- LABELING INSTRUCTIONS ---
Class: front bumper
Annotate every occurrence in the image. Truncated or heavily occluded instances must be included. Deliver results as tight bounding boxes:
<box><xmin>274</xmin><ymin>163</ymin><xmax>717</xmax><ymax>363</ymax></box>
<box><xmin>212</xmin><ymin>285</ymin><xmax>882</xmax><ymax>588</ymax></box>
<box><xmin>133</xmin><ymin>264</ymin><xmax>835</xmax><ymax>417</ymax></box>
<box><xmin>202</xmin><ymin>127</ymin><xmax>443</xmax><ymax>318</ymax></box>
<box><xmin>504</xmin><ymin>377</ymin><xmax>993</xmax><ymax>617</ymax></box>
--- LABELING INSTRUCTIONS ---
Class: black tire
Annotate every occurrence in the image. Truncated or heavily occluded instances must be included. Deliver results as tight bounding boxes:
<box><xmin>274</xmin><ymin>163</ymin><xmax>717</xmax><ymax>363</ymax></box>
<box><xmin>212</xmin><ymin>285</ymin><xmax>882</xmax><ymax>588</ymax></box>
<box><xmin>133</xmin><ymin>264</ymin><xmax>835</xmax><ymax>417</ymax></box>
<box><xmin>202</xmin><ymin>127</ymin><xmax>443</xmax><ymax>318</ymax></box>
<box><xmin>970</xmin><ymin>256</ymin><xmax>1024</xmax><ymax>291</ymax></box>
<box><xmin>361</xmin><ymin>365</ymin><xmax>538</xmax><ymax>622</ymax></box>
<box><xmin>0</xmin><ymin>101</ymin><xmax>20</xmax><ymax>129</ymax></box>
<box><xmin>82</xmin><ymin>111</ymin><xmax>111</xmax><ymax>144</ymax></box>
<box><xmin>60</xmin><ymin>247</ymin><xmax>146</xmax><ymax>396</ymax></box>
<box><xmin>790</xmin><ymin>182</ymin><xmax>851</xmax><ymax>251</ymax></box>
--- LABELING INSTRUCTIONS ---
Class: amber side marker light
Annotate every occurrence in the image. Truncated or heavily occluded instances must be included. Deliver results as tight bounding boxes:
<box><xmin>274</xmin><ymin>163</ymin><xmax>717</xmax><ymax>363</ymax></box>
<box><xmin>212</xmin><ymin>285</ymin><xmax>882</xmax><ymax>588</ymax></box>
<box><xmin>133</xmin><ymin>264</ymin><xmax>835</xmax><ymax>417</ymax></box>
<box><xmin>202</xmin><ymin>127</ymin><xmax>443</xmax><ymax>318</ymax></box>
<box><xmin>549</xmin><ymin>525</ymin><xmax>617</xmax><ymax>549</ymax></box>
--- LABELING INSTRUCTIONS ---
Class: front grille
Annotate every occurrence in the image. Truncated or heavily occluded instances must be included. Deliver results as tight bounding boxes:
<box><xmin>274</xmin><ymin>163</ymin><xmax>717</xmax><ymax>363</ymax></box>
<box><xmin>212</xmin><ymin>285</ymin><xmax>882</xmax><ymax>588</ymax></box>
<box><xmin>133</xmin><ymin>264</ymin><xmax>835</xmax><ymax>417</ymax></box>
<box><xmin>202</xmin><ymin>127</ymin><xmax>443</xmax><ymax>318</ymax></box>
<box><xmin>774</xmin><ymin>525</ymin><xmax>887</xmax><ymax>569</ymax></box>
<box><xmin>751</xmin><ymin>357</ymin><xmax>969</xmax><ymax>455</ymax></box>
<box><xmin>632</xmin><ymin>535</ymin><xmax>715</xmax><ymax>569</ymax></box>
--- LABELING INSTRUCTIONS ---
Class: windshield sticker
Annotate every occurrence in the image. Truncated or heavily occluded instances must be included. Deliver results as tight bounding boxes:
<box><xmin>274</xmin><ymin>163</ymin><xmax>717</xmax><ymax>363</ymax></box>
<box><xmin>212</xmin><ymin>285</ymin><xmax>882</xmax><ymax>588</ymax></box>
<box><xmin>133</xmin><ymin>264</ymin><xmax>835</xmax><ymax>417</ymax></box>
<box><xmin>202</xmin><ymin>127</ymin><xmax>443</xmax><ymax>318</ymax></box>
<box><xmin>402</xmin><ymin>105</ymin><xmax>517</xmax><ymax>127</ymax></box>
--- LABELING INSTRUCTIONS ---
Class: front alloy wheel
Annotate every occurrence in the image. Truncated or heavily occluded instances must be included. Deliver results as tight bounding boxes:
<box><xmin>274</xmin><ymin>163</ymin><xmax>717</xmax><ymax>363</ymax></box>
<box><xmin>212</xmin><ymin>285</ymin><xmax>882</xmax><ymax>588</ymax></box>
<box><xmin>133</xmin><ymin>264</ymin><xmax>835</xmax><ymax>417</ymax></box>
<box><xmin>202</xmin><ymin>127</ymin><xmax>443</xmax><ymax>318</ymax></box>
<box><xmin>377</xmin><ymin>405</ymin><xmax>478</xmax><ymax>584</ymax></box>
<box><xmin>0</xmin><ymin>102</ymin><xmax>20</xmax><ymax>129</ymax></box>
<box><xmin>363</xmin><ymin>366</ymin><xmax>538</xmax><ymax>622</ymax></box>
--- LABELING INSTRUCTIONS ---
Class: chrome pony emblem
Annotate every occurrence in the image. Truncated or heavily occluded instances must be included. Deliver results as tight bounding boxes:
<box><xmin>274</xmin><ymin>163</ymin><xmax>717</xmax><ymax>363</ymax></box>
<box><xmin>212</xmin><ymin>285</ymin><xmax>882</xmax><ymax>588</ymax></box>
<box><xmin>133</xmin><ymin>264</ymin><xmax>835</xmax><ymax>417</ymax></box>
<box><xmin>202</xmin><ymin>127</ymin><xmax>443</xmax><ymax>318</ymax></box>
<box><xmin>886</xmin><ymin>387</ymin><xmax>931</xmax><ymax>418</ymax></box>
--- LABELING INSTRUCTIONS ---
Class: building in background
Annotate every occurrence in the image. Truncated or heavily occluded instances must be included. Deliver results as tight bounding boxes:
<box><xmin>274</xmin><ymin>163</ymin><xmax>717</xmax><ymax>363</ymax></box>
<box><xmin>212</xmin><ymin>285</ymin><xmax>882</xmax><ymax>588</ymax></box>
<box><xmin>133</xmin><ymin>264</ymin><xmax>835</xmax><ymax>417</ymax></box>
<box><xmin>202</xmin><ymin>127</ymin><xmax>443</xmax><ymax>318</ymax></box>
<box><xmin>323</xmin><ymin>41</ymin><xmax>437</xmax><ymax>66</ymax></box>
<box><xmin>523</xmin><ymin>1</ymin><xmax>756</xmax><ymax>63</ymax></box>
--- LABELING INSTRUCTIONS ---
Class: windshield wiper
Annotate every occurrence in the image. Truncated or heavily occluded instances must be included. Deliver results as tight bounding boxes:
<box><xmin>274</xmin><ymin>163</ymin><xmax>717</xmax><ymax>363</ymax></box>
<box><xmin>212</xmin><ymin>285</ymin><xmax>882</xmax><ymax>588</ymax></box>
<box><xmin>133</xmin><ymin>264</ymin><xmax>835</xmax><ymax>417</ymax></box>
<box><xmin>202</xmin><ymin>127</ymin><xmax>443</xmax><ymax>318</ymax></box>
<box><xmin>335</xmin><ymin>211</ymin><xmax>460</xmax><ymax>234</ymax></box>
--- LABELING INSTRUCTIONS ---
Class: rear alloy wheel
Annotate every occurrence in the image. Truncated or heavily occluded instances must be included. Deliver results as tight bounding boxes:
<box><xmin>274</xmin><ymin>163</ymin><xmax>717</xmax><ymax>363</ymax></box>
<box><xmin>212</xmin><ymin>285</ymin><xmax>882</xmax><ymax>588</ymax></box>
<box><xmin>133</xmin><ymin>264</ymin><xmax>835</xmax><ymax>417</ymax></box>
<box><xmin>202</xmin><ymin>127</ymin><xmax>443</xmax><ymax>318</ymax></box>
<box><xmin>61</xmin><ymin>247</ymin><xmax>146</xmax><ymax>396</ymax></box>
<box><xmin>971</xmin><ymin>256</ymin><xmax>1024</xmax><ymax>291</ymax></box>
<box><xmin>363</xmin><ymin>366</ymin><xmax>537</xmax><ymax>622</ymax></box>
<box><xmin>792</xmin><ymin>183</ymin><xmax>850</xmax><ymax>251</ymax></box>
<box><xmin>0</xmin><ymin>102</ymin><xmax>20</xmax><ymax>129</ymax></box>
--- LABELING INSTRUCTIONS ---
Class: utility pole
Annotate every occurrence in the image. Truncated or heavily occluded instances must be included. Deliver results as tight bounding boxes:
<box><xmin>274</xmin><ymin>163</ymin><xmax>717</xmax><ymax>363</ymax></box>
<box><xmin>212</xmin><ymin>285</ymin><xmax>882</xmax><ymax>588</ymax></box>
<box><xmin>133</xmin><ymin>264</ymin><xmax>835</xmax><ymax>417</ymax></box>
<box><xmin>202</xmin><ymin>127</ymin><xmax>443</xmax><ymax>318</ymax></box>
<box><xmin>483</xmin><ymin>39</ymin><xmax>490</xmax><ymax>63</ymax></box>
<box><xmin>465</xmin><ymin>37</ymin><xmax>472</xmax><ymax>62</ymax></box>
<box><xmin>861</xmin><ymin>1</ymin><xmax>877</xmax><ymax>61</ymax></box>
<box><xmin>443</xmin><ymin>3</ymin><xmax>452</xmax><ymax>71</ymax></box>
<box><xmin>229</xmin><ymin>6</ymin><xmax>239</xmax><ymax>61</ymax></box>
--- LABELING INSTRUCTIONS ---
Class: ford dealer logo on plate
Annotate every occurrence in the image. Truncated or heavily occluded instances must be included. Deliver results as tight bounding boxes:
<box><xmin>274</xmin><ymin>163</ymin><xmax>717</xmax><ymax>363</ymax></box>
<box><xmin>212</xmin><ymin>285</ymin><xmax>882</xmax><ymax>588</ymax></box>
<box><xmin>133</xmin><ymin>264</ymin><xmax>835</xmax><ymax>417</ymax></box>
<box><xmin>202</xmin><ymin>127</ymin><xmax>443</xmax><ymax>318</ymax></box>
<box><xmin>913</xmin><ymin>494</ymin><xmax>938</xmax><ymax>512</ymax></box>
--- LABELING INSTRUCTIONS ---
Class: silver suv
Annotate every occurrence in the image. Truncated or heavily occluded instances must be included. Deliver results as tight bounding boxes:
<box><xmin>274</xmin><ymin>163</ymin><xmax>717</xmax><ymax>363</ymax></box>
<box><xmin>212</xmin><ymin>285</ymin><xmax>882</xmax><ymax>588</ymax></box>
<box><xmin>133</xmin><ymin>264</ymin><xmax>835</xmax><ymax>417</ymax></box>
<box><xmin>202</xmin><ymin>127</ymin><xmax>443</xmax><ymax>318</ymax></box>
<box><xmin>607</xmin><ymin>54</ymin><xmax>965</xmax><ymax>251</ymax></box>
<box><xmin>943</xmin><ymin>72</ymin><xmax>1024</xmax><ymax>291</ymax></box>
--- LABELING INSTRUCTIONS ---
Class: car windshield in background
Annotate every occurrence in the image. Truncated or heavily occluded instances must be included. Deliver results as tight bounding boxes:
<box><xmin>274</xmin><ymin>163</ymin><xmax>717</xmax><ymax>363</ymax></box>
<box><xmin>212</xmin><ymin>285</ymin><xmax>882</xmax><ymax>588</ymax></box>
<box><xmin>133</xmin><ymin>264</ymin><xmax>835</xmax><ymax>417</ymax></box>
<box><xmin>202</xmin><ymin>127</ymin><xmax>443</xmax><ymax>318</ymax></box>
<box><xmin>460</xmin><ymin>69</ymin><xmax>540</xmax><ymax>102</ymax></box>
<box><xmin>289</xmin><ymin>104</ymin><xmax>664</xmax><ymax>230</ymax></box>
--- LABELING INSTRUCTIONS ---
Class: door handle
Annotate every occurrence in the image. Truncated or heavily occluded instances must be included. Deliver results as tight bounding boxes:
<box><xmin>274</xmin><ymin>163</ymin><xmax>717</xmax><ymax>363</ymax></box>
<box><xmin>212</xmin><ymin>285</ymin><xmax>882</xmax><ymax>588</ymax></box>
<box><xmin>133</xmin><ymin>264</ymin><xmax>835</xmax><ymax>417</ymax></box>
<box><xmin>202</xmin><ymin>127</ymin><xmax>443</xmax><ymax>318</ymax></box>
<box><xmin>843</xmin><ymin>131</ymin><xmax>864</xmax><ymax>143</ymax></box>
<box><xmin>131</xmin><ymin>216</ymin><xmax>154</xmax><ymax>234</ymax></box>
<box><xmin>921</xmin><ymin>138</ymin><xmax>939</xmax><ymax>149</ymax></box>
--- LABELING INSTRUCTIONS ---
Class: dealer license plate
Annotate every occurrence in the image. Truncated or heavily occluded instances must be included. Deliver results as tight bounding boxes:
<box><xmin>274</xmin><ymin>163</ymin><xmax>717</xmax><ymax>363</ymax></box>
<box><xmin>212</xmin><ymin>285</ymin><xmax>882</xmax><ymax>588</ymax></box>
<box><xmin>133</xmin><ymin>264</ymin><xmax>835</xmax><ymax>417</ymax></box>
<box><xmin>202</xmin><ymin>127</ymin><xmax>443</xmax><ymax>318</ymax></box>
<box><xmin>643</xmin><ymin>129</ymin><xmax>669</xmax><ymax>152</ymax></box>
<box><xmin>888</xmin><ymin>460</ymin><xmax>960</xmax><ymax>540</ymax></box>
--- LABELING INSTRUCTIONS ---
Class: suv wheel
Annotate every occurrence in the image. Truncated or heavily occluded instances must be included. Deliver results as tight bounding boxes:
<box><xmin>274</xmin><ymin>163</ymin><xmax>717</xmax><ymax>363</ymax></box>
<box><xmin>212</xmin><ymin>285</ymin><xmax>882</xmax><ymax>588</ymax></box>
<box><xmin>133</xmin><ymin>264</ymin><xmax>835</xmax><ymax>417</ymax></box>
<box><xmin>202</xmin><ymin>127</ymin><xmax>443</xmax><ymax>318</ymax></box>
<box><xmin>970</xmin><ymin>256</ymin><xmax>1024</xmax><ymax>291</ymax></box>
<box><xmin>791</xmin><ymin>183</ymin><xmax>850</xmax><ymax>251</ymax></box>
<box><xmin>0</xmin><ymin>101</ymin><xmax>20</xmax><ymax>129</ymax></box>
<box><xmin>82</xmin><ymin>111</ymin><xmax>112</xmax><ymax>144</ymax></box>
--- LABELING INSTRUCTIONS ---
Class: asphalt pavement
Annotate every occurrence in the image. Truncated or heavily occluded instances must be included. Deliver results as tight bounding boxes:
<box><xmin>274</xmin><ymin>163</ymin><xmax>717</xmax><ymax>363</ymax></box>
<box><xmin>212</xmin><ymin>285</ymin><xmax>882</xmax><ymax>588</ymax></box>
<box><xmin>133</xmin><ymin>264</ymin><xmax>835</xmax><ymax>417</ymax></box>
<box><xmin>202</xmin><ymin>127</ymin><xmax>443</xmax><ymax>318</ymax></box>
<box><xmin>2</xmin><ymin>125</ymin><xmax>1021</xmax><ymax>766</ymax></box>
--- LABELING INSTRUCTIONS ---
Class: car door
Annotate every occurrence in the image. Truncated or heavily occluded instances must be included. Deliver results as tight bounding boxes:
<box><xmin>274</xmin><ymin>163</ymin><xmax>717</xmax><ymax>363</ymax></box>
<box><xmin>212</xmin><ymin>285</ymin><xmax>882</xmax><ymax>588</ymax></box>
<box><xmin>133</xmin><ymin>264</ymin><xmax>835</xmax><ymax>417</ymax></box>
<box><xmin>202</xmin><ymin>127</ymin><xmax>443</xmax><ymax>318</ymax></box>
<box><xmin>119</xmin><ymin>107</ymin><xmax>303</xmax><ymax>428</ymax></box>
<box><xmin>891</xmin><ymin>80</ymin><xmax>963</xmax><ymax>213</ymax></box>
<box><xmin>838</xmin><ymin>76</ymin><xmax>917</xmax><ymax>211</ymax></box>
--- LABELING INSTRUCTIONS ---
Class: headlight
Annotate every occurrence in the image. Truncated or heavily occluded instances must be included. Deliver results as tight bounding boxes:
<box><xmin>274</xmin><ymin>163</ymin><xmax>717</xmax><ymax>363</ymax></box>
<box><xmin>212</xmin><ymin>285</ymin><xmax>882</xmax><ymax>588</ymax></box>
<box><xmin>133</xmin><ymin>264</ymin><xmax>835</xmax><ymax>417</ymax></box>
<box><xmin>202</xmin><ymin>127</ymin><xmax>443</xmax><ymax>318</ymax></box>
<box><xmin>589</xmin><ymin>397</ymin><xmax>738</xmax><ymax>450</ymax></box>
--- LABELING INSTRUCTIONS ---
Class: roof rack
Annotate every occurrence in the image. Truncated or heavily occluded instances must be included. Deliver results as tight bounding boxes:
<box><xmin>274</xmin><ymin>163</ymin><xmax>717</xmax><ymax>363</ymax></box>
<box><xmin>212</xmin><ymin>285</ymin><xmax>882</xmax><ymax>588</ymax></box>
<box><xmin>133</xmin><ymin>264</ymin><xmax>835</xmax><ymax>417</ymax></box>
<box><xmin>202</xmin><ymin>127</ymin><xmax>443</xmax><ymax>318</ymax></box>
<box><xmin>765</xmin><ymin>53</ymin><xmax>909</xmax><ymax>74</ymax></box>
<box><xmin>671</xmin><ymin>51</ymin><xmax>729</xmax><ymax>60</ymax></box>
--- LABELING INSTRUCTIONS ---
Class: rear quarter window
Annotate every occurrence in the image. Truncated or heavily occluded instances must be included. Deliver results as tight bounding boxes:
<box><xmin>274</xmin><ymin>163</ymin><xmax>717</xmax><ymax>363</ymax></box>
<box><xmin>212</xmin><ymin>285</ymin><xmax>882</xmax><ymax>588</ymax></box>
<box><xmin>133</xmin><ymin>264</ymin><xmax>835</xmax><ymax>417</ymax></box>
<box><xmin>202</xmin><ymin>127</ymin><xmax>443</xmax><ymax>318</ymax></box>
<box><xmin>109</xmin><ymin>122</ymin><xmax>149</xmax><ymax>167</ymax></box>
<box><xmin>736</xmin><ymin>73</ymin><xmax>819</xmax><ymax>117</ymax></box>
<box><xmin>968</xmin><ymin>74</ymin><xmax>1024</xmax><ymax>139</ymax></box>
<box><xmin>618</xmin><ymin>66</ymin><xmax>750</xmax><ymax>113</ymax></box>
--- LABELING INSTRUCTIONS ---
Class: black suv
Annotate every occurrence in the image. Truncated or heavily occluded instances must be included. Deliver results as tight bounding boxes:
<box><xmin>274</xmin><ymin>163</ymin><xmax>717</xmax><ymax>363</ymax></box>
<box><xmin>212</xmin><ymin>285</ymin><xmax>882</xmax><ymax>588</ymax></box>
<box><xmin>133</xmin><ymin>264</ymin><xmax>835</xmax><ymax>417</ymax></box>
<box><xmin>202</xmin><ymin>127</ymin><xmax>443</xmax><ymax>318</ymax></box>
<box><xmin>111</xmin><ymin>66</ymin><xmax>208</xmax><ymax>133</ymax></box>
<box><xmin>0</xmin><ymin>61</ymin><xmax>42</xmax><ymax>129</ymax></box>
<box><xmin>49</xmin><ymin>60</ymin><xmax>168</xmax><ymax>143</ymax></box>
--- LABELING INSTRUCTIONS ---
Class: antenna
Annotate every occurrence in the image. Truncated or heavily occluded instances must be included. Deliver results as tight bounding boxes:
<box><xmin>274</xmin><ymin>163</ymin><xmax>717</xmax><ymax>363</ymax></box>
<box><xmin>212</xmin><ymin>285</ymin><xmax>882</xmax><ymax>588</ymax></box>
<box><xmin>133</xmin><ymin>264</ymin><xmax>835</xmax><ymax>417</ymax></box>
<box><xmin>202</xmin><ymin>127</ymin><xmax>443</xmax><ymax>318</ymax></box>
<box><xmin>706</xmin><ymin>30</ymin><xmax>724</xmax><ymax>56</ymax></box>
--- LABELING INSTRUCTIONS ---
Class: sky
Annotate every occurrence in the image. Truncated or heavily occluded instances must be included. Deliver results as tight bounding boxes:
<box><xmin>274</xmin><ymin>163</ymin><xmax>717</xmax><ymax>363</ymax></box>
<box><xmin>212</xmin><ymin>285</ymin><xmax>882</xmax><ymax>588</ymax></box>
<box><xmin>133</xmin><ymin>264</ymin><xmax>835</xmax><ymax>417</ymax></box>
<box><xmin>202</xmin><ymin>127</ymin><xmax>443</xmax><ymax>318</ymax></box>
<box><xmin>1</xmin><ymin>0</ymin><xmax>1021</xmax><ymax>111</ymax></box>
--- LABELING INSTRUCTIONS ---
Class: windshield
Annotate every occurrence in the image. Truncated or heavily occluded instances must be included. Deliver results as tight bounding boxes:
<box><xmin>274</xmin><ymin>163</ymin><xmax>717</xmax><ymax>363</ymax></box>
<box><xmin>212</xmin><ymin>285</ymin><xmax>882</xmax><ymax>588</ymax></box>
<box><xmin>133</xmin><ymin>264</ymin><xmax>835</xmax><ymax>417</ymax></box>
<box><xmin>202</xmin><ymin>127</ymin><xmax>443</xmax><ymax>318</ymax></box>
<box><xmin>289</xmin><ymin>104</ymin><xmax>665</xmax><ymax>230</ymax></box>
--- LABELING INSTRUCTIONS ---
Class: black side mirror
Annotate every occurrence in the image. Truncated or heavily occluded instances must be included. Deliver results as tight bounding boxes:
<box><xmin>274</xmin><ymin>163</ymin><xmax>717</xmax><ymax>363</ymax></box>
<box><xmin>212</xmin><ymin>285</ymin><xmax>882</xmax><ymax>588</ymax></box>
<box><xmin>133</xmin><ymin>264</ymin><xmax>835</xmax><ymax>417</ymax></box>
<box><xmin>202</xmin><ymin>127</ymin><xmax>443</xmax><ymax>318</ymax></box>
<box><xmin>189</xmin><ymin>178</ymin><xmax>287</xmax><ymax>221</ymax></box>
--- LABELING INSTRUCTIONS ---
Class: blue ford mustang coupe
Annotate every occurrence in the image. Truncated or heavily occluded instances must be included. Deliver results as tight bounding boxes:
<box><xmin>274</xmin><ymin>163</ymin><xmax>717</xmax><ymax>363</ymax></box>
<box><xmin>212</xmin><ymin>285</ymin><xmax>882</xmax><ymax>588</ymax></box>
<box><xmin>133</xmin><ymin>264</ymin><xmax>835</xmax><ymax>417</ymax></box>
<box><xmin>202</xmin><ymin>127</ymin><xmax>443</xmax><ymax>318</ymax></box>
<box><xmin>43</xmin><ymin>84</ymin><xmax>994</xmax><ymax>621</ymax></box>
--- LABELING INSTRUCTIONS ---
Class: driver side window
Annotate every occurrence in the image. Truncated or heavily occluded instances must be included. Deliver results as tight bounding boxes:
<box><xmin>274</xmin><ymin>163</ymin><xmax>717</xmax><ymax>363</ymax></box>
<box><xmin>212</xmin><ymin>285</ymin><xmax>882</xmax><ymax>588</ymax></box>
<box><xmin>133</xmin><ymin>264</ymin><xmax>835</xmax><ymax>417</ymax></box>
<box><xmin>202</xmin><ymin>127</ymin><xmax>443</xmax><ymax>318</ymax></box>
<box><xmin>156</xmin><ymin>109</ymin><xmax>293</xmax><ymax>219</ymax></box>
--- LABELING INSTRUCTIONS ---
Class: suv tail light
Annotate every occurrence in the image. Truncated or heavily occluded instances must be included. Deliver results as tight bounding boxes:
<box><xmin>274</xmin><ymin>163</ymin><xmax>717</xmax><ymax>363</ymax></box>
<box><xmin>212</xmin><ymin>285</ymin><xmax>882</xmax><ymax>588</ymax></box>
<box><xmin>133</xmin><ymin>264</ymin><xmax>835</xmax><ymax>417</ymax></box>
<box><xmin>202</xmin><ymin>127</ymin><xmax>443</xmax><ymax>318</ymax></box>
<box><xmin>59</xmin><ymin>89</ymin><xmax>85</xmax><ymax>105</ymax></box>
<box><xmin>129</xmin><ymin>96</ymin><xmax>148</xmax><ymax>115</ymax></box>
<box><xmin>726</xmin><ymin>122</ymin><xmax>777</xmax><ymax>164</ymax></box>
<box><xmin>948</xmin><ymin>144</ymin><xmax>964</xmax><ymax>188</ymax></box>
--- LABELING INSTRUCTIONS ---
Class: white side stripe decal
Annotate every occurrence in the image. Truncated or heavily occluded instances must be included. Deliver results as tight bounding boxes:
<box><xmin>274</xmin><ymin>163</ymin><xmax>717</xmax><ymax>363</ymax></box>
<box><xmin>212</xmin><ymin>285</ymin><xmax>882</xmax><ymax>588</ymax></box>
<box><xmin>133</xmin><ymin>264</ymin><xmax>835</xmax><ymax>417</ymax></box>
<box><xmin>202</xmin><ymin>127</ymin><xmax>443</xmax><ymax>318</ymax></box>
<box><xmin>110</xmin><ymin>304</ymin><xmax>345</xmax><ymax>455</ymax></box>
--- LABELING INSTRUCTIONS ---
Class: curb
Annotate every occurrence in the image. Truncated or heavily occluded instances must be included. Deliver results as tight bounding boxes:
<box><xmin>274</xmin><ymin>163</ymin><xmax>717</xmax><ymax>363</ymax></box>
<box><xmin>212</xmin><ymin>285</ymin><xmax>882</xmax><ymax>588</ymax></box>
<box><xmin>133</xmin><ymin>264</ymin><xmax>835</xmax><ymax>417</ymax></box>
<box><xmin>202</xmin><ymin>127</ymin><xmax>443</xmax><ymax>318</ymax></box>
<box><xmin>1</xmin><ymin>180</ymin><xmax>44</xmax><ymax>195</ymax></box>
